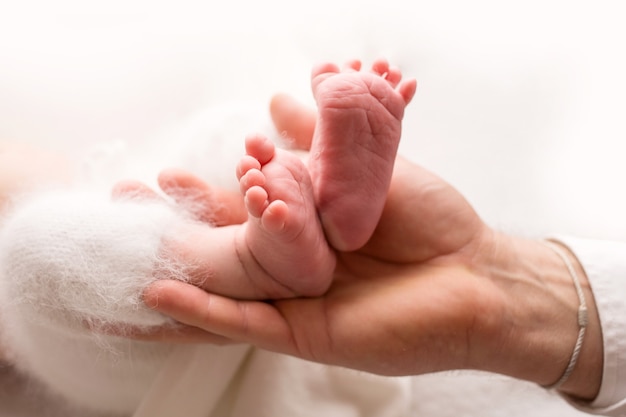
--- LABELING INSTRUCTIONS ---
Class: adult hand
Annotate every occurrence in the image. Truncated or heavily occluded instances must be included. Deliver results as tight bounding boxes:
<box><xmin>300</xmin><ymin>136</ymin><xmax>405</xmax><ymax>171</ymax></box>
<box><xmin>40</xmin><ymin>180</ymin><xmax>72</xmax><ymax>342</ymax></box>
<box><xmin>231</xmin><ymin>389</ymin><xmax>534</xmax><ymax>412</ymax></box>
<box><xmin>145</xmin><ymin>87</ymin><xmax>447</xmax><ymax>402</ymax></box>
<box><xmin>144</xmin><ymin>95</ymin><xmax>603</xmax><ymax>401</ymax></box>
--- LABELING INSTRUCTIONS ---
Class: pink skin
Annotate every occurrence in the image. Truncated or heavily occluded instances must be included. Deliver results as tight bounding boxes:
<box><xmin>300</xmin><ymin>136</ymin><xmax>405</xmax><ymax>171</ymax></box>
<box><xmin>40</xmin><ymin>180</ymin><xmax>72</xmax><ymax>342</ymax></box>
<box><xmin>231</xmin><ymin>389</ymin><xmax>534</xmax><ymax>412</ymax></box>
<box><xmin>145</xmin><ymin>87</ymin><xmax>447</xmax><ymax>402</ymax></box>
<box><xmin>112</xmin><ymin>59</ymin><xmax>414</xmax><ymax>300</ymax></box>
<box><xmin>308</xmin><ymin>59</ymin><xmax>416</xmax><ymax>251</ymax></box>
<box><xmin>236</xmin><ymin>133</ymin><xmax>335</xmax><ymax>297</ymax></box>
<box><xmin>171</xmin><ymin>59</ymin><xmax>415</xmax><ymax>299</ymax></box>
<box><xmin>112</xmin><ymin>137</ymin><xmax>334</xmax><ymax>299</ymax></box>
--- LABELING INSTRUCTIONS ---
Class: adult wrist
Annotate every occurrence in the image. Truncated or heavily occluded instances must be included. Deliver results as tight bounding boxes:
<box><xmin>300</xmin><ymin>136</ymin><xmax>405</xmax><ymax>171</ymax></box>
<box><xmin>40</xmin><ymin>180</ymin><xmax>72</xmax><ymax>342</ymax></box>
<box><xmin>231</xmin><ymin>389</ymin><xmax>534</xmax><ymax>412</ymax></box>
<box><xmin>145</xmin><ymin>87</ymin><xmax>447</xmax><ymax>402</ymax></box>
<box><xmin>469</xmin><ymin>231</ymin><xmax>602</xmax><ymax>400</ymax></box>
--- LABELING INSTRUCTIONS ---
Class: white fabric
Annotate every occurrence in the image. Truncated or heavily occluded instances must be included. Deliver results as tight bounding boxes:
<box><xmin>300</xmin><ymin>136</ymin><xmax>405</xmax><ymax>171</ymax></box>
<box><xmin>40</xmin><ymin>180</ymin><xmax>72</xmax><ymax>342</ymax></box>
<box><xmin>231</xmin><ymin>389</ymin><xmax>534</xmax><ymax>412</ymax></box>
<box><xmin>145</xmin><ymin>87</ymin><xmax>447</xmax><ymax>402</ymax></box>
<box><xmin>2</xmin><ymin>168</ymin><xmax>624</xmax><ymax>416</ymax></box>
<box><xmin>0</xmin><ymin>191</ymin><xmax>196</xmax><ymax>415</ymax></box>
<box><xmin>0</xmin><ymin>101</ymin><xmax>289</xmax><ymax>415</ymax></box>
<box><xmin>2</xmin><ymin>167</ymin><xmax>624</xmax><ymax>417</ymax></box>
<box><xmin>0</xmin><ymin>100</ymin><xmax>413</xmax><ymax>416</ymax></box>
<box><xmin>0</xmin><ymin>188</ymin><xmax>413</xmax><ymax>417</ymax></box>
<box><xmin>135</xmin><ymin>345</ymin><xmax>412</xmax><ymax>417</ymax></box>
<box><xmin>554</xmin><ymin>237</ymin><xmax>626</xmax><ymax>416</ymax></box>
<box><xmin>132</xmin><ymin>236</ymin><xmax>626</xmax><ymax>417</ymax></box>
<box><xmin>133</xmin><ymin>344</ymin><xmax>252</xmax><ymax>417</ymax></box>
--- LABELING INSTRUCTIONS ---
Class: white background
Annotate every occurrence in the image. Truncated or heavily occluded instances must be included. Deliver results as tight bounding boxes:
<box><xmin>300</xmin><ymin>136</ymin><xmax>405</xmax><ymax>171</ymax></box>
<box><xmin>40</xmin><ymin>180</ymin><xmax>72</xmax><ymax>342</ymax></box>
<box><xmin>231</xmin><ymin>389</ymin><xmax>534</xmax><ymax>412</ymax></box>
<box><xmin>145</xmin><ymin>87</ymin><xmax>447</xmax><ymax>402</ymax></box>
<box><xmin>1</xmin><ymin>1</ymin><xmax>625</xmax><ymax>240</ymax></box>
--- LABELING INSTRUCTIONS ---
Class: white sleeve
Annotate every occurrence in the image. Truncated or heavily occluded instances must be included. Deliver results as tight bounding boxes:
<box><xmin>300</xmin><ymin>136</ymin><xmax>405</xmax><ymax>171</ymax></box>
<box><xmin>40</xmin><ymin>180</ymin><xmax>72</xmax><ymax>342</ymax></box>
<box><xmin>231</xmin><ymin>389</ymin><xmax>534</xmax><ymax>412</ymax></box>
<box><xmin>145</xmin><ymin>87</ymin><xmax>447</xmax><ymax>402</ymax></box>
<box><xmin>554</xmin><ymin>236</ymin><xmax>626</xmax><ymax>416</ymax></box>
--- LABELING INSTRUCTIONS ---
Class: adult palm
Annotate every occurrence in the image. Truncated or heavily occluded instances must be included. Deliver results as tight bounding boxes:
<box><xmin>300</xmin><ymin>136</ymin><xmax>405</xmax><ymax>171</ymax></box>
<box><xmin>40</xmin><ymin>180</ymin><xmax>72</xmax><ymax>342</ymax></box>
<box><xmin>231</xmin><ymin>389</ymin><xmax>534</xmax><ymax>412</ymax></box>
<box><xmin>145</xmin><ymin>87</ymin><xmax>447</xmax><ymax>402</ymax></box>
<box><xmin>147</xmin><ymin>156</ymin><xmax>502</xmax><ymax>377</ymax></box>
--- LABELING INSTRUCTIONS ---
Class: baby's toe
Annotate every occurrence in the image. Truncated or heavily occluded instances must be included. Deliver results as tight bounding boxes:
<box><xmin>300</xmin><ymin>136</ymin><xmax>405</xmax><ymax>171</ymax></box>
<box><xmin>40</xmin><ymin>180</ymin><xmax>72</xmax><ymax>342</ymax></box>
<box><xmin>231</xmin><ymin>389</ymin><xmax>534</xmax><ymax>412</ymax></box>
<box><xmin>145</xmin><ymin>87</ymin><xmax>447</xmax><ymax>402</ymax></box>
<box><xmin>342</xmin><ymin>59</ymin><xmax>362</xmax><ymax>72</ymax></box>
<box><xmin>311</xmin><ymin>62</ymin><xmax>341</xmax><ymax>79</ymax></box>
<box><xmin>261</xmin><ymin>200</ymin><xmax>289</xmax><ymax>233</ymax></box>
<box><xmin>371</xmin><ymin>58</ymin><xmax>391</xmax><ymax>78</ymax></box>
<box><xmin>398</xmin><ymin>79</ymin><xmax>418</xmax><ymax>105</ymax></box>
<box><xmin>239</xmin><ymin>169</ymin><xmax>265</xmax><ymax>195</ymax></box>
<box><xmin>385</xmin><ymin>66</ymin><xmax>403</xmax><ymax>88</ymax></box>
<box><xmin>236</xmin><ymin>155</ymin><xmax>261</xmax><ymax>180</ymax></box>
<box><xmin>244</xmin><ymin>185</ymin><xmax>269</xmax><ymax>218</ymax></box>
<box><xmin>245</xmin><ymin>134</ymin><xmax>275</xmax><ymax>165</ymax></box>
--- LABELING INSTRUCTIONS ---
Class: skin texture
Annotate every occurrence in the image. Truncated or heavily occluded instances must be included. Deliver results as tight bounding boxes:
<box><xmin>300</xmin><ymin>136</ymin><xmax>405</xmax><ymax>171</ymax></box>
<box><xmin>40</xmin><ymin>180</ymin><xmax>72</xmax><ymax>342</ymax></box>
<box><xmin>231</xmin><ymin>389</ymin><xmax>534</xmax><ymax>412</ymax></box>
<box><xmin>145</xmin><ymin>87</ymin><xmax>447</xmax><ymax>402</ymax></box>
<box><xmin>308</xmin><ymin>59</ymin><xmax>416</xmax><ymax>251</ymax></box>
<box><xmin>0</xmin><ymin>66</ymin><xmax>602</xmax><ymax>401</ymax></box>
<box><xmin>235</xmin><ymin>132</ymin><xmax>336</xmax><ymax>297</ymax></box>
<box><xmin>114</xmin><ymin>147</ymin><xmax>332</xmax><ymax>300</ymax></box>
<box><xmin>153</xmin><ymin>60</ymin><xmax>415</xmax><ymax>300</ymax></box>
<box><xmin>143</xmin><ymin>94</ymin><xmax>603</xmax><ymax>401</ymax></box>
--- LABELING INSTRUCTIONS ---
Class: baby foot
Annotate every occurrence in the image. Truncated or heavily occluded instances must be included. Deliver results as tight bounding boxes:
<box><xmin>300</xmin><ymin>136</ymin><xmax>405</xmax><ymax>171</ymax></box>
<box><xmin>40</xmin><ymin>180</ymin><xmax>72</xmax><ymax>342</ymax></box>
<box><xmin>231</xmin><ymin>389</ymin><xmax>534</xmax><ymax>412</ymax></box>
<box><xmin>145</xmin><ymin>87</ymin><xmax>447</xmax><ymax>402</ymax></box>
<box><xmin>237</xmin><ymin>134</ymin><xmax>335</xmax><ymax>297</ymax></box>
<box><xmin>308</xmin><ymin>59</ymin><xmax>417</xmax><ymax>251</ymax></box>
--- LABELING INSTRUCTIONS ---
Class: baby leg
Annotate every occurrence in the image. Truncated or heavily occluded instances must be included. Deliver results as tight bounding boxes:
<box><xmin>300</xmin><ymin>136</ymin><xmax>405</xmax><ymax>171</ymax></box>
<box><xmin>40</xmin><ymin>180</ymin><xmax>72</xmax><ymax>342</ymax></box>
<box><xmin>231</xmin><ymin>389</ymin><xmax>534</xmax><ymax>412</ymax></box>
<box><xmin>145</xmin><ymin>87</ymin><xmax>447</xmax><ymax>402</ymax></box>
<box><xmin>308</xmin><ymin>59</ymin><xmax>416</xmax><ymax>251</ymax></box>
<box><xmin>237</xmin><ymin>134</ymin><xmax>335</xmax><ymax>297</ymax></box>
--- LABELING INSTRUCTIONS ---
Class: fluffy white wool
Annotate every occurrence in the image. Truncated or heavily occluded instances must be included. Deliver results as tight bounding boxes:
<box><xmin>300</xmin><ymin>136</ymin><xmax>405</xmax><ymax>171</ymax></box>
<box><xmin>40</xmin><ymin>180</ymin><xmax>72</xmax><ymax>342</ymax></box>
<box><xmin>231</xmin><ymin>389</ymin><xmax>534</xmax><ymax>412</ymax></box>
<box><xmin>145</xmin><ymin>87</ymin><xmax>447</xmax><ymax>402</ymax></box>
<box><xmin>0</xmin><ymin>101</ymin><xmax>283</xmax><ymax>415</ymax></box>
<box><xmin>0</xmin><ymin>190</ymin><xmax>194</xmax><ymax>415</ymax></box>
<box><xmin>0</xmin><ymin>100</ymin><xmax>412</xmax><ymax>416</ymax></box>
<box><xmin>0</xmin><ymin>103</ymin><xmax>283</xmax><ymax>415</ymax></box>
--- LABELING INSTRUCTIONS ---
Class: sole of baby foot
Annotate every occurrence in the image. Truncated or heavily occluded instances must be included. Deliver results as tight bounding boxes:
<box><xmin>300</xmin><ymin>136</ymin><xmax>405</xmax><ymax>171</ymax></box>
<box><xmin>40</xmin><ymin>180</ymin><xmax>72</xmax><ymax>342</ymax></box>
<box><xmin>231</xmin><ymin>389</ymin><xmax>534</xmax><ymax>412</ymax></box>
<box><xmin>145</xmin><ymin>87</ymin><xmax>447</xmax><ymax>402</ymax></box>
<box><xmin>308</xmin><ymin>59</ymin><xmax>416</xmax><ymax>251</ymax></box>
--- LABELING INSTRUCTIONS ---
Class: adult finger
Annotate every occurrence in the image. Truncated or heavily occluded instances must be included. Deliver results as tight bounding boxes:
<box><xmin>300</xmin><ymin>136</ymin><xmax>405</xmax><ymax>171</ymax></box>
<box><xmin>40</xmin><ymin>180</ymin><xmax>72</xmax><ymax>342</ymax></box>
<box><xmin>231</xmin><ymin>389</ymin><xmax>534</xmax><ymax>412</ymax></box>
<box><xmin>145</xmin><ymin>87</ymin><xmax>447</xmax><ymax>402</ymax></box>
<box><xmin>83</xmin><ymin>306</ymin><xmax>236</xmax><ymax>344</ymax></box>
<box><xmin>105</xmin><ymin>322</ymin><xmax>237</xmax><ymax>345</ymax></box>
<box><xmin>158</xmin><ymin>168</ymin><xmax>246</xmax><ymax>226</ymax></box>
<box><xmin>144</xmin><ymin>280</ymin><xmax>298</xmax><ymax>355</ymax></box>
<box><xmin>269</xmin><ymin>94</ymin><xmax>316</xmax><ymax>151</ymax></box>
<box><xmin>111</xmin><ymin>180</ymin><xmax>162</xmax><ymax>201</ymax></box>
